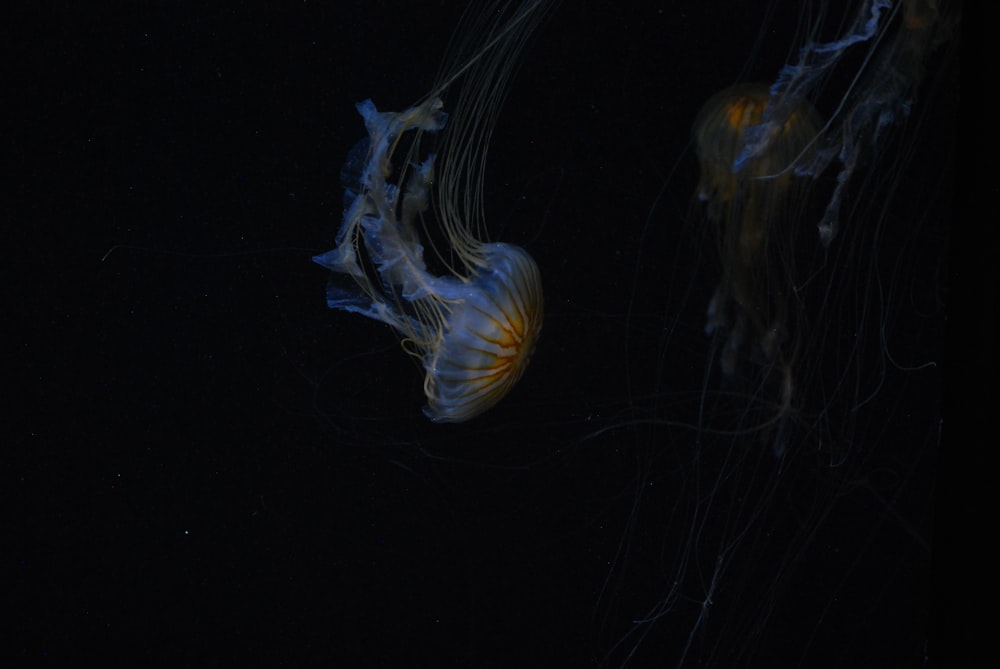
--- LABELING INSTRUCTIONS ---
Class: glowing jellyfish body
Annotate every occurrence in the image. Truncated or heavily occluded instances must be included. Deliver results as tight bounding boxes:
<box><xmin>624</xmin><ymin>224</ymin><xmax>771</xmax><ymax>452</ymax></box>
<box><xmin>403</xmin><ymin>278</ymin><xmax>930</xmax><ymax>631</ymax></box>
<box><xmin>313</xmin><ymin>3</ymin><xmax>547</xmax><ymax>423</ymax></box>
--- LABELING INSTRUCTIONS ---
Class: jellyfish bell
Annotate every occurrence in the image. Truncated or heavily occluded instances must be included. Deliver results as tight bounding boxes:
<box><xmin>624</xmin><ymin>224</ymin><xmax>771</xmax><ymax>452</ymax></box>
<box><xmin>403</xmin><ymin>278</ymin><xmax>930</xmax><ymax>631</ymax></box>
<box><xmin>313</xmin><ymin>0</ymin><xmax>551</xmax><ymax>423</ymax></box>
<box><xmin>694</xmin><ymin>84</ymin><xmax>822</xmax><ymax>215</ymax></box>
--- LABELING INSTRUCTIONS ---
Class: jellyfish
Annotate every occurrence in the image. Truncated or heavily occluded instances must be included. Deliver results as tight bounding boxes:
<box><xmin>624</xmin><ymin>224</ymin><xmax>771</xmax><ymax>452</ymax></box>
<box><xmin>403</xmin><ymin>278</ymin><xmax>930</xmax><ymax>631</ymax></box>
<box><xmin>312</xmin><ymin>0</ymin><xmax>550</xmax><ymax>423</ymax></box>
<box><xmin>693</xmin><ymin>83</ymin><xmax>823</xmax><ymax>402</ymax></box>
<box><xmin>691</xmin><ymin>0</ymin><xmax>958</xmax><ymax>428</ymax></box>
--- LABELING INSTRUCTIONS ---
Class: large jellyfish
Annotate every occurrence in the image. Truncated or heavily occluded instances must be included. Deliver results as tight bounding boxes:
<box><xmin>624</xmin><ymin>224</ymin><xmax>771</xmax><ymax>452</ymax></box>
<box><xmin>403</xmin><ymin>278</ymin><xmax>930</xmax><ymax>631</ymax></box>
<box><xmin>313</xmin><ymin>0</ymin><xmax>550</xmax><ymax>423</ymax></box>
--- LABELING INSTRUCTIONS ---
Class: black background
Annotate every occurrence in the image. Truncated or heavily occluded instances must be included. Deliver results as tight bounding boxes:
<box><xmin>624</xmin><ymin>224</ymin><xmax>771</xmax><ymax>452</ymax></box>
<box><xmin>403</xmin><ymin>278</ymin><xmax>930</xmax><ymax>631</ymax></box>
<box><xmin>10</xmin><ymin>1</ymin><xmax>982</xmax><ymax>667</ymax></box>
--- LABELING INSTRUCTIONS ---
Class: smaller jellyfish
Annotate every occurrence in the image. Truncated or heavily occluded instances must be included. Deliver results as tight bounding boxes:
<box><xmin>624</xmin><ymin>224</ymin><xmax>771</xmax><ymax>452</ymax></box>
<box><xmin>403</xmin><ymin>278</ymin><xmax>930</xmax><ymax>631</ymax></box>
<box><xmin>690</xmin><ymin>0</ymin><xmax>958</xmax><ymax>432</ymax></box>
<box><xmin>313</xmin><ymin>1</ymin><xmax>547</xmax><ymax>423</ymax></box>
<box><xmin>693</xmin><ymin>83</ymin><xmax>822</xmax><ymax>388</ymax></box>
